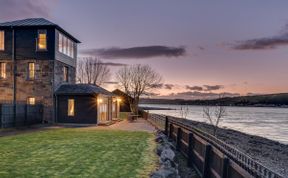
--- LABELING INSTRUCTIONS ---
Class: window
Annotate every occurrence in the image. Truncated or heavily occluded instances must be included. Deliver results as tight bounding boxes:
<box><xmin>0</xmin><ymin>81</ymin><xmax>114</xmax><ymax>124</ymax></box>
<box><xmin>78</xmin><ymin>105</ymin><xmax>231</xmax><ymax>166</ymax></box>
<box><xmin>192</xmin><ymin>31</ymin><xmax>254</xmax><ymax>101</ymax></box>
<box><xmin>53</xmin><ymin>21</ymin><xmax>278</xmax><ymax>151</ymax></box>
<box><xmin>68</xmin><ymin>99</ymin><xmax>75</xmax><ymax>116</ymax></box>
<box><xmin>58</xmin><ymin>33</ymin><xmax>63</xmax><ymax>53</ymax></box>
<box><xmin>27</xmin><ymin>97</ymin><xmax>36</xmax><ymax>105</ymax></box>
<box><xmin>28</xmin><ymin>62</ymin><xmax>35</xmax><ymax>80</ymax></box>
<box><xmin>58</xmin><ymin>32</ymin><xmax>74</xmax><ymax>58</ymax></box>
<box><xmin>63</xmin><ymin>66</ymin><xmax>68</xmax><ymax>82</ymax></box>
<box><xmin>37</xmin><ymin>30</ymin><xmax>47</xmax><ymax>50</ymax></box>
<box><xmin>0</xmin><ymin>63</ymin><xmax>6</xmax><ymax>79</ymax></box>
<box><xmin>0</xmin><ymin>31</ymin><xmax>4</xmax><ymax>50</ymax></box>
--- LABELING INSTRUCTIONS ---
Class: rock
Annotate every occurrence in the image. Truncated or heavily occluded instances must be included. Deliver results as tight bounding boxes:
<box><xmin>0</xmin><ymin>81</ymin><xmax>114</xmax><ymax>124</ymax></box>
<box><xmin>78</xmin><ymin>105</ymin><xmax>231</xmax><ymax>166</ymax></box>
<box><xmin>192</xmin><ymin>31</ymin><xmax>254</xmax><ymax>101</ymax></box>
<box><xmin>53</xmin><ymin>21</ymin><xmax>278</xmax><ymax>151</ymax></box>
<box><xmin>160</xmin><ymin>148</ymin><xmax>175</xmax><ymax>162</ymax></box>
<box><xmin>157</xmin><ymin>143</ymin><xmax>171</xmax><ymax>156</ymax></box>
<box><xmin>150</xmin><ymin>167</ymin><xmax>179</xmax><ymax>178</ymax></box>
<box><xmin>155</xmin><ymin>133</ymin><xmax>168</xmax><ymax>143</ymax></box>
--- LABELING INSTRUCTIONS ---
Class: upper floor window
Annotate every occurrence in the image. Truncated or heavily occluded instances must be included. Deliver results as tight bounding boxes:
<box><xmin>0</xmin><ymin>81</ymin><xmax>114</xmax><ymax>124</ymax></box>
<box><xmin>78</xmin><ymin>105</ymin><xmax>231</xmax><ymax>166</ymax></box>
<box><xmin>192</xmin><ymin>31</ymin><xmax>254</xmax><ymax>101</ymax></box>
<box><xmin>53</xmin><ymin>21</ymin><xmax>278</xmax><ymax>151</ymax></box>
<box><xmin>63</xmin><ymin>66</ymin><xmax>69</xmax><ymax>82</ymax></box>
<box><xmin>28</xmin><ymin>62</ymin><xmax>35</xmax><ymax>80</ymax></box>
<box><xmin>58</xmin><ymin>32</ymin><xmax>74</xmax><ymax>58</ymax></box>
<box><xmin>0</xmin><ymin>31</ymin><xmax>4</xmax><ymax>51</ymax></box>
<box><xmin>37</xmin><ymin>30</ymin><xmax>47</xmax><ymax>50</ymax></box>
<box><xmin>0</xmin><ymin>63</ymin><xmax>6</xmax><ymax>79</ymax></box>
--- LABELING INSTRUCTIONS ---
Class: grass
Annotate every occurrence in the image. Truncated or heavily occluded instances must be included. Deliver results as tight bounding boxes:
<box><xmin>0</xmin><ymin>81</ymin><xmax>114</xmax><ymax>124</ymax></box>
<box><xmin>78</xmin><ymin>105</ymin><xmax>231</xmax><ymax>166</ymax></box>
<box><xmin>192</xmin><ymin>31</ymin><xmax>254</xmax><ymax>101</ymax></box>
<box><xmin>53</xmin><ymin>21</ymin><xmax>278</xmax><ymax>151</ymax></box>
<box><xmin>0</xmin><ymin>128</ymin><xmax>157</xmax><ymax>178</ymax></box>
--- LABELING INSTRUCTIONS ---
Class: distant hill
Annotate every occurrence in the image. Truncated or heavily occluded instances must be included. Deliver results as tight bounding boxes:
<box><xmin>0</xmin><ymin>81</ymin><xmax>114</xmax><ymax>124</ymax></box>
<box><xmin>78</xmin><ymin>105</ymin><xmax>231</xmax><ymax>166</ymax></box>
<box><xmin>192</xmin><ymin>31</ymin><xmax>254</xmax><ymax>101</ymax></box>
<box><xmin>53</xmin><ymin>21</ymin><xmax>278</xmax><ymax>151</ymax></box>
<box><xmin>140</xmin><ymin>93</ymin><xmax>288</xmax><ymax>107</ymax></box>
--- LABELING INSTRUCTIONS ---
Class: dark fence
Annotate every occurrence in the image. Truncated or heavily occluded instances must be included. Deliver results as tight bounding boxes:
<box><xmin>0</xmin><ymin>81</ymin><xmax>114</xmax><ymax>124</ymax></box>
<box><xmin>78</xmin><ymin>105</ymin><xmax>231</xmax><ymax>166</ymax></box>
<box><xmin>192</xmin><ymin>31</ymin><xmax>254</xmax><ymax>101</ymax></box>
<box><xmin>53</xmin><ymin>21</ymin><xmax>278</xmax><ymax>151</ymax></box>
<box><xmin>0</xmin><ymin>104</ymin><xmax>43</xmax><ymax>128</ymax></box>
<box><xmin>144</xmin><ymin>112</ymin><xmax>283</xmax><ymax>178</ymax></box>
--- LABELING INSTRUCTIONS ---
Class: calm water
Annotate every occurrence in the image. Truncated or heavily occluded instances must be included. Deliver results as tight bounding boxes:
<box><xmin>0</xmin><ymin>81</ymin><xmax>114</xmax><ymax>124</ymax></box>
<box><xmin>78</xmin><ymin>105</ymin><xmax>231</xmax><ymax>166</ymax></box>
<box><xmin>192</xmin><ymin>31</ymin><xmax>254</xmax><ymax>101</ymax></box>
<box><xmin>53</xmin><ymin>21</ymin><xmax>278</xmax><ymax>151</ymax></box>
<box><xmin>140</xmin><ymin>104</ymin><xmax>288</xmax><ymax>144</ymax></box>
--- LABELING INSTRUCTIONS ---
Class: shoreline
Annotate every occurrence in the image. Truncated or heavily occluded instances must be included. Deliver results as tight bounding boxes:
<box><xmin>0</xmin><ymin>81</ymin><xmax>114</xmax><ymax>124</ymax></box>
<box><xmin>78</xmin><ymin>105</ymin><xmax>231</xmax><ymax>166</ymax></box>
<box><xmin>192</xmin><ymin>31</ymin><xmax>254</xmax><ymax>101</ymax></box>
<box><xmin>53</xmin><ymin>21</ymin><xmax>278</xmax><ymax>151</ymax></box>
<box><xmin>140</xmin><ymin>104</ymin><xmax>288</xmax><ymax>109</ymax></box>
<box><xmin>175</xmin><ymin>117</ymin><xmax>288</xmax><ymax>177</ymax></box>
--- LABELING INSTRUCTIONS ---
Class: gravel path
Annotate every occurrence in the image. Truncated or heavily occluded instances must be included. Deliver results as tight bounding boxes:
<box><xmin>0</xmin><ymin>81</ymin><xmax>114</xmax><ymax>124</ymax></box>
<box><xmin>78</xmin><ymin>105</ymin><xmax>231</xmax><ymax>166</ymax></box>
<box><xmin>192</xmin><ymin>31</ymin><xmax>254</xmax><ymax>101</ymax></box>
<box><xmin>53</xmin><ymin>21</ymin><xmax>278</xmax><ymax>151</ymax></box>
<box><xmin>104</xmin><ymin>119</ymin><xmax>156</xmax><ymax>133</ymax></box>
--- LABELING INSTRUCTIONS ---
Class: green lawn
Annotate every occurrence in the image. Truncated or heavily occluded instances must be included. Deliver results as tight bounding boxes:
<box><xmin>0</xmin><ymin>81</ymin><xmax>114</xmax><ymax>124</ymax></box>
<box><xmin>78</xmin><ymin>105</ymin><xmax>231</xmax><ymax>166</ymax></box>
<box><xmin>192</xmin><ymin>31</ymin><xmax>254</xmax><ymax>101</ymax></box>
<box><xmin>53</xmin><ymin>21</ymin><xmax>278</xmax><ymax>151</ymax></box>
<box><xmin>0</xmin><ymin>129</ymin><xmax>157</xmax><ymax>178</ymax></box>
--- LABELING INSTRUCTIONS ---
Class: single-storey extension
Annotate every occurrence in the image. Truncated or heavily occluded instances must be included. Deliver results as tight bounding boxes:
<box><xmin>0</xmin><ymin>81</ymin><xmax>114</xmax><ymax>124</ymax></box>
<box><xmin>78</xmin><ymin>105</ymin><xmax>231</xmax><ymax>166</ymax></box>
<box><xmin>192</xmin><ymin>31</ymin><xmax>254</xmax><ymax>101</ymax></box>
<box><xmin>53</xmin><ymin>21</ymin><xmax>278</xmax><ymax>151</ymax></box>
<box><xmin>55</xmin><ymin>84</ymin><xmax>121</xmax><ymax>125</ymax></box>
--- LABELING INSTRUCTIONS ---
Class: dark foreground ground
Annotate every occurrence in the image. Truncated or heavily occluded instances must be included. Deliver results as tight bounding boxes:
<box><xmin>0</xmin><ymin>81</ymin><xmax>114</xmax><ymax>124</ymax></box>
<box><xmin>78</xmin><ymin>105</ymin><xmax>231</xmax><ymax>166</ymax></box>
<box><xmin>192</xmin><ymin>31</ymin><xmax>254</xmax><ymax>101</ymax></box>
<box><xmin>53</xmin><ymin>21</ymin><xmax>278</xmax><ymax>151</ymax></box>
<box><xmin>178</xmin><ymin>118</ymin><xmax>288</xmax><ymax>177</ymax></box>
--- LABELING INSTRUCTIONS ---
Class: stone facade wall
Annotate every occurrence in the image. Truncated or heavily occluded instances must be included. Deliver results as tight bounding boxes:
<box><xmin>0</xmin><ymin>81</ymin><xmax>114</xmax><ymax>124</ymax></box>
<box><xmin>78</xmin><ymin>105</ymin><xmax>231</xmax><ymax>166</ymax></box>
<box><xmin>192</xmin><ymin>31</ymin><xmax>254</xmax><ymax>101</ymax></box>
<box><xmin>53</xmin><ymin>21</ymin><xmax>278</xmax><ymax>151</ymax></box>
<box><xmin>0</xmin><ymin>60</ymin><xmax>54</xmax><ymax>122</ymax></box>
<box><xmin>0</xmin><ymin>59</ymin><xmax>76</xmax><ymax>123</ymax></box>
<box><xmin>0</xmin><ymin>60</ymin><xmax>13</xmax><ymax>102</ymax></box>
<box><xmin>16</xmin><ymin>60</ymin><xmax>54</xmax><ymax>122</ymax></box>
<box><xmin>54</xmin><ymin>60</ymin><xmax>76</xmax><ymax>90</ymax></box>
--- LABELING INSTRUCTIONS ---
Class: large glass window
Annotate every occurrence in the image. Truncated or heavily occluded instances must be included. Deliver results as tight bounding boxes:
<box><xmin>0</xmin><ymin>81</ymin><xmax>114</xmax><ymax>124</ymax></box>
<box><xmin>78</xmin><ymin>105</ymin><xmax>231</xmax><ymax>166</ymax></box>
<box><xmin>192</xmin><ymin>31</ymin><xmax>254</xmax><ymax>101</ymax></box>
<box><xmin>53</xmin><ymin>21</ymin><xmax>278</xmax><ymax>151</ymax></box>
<box><xmin>28</xmin><ymin>62</ymin><xmax>35</xmax><ymax>80</ymax></box>
<box><xmin>0</xmin><ymin>31</ymin><xmax>4</xmax><ymax>51</ymax></box>
<box><xmin>63</xmin><ymin>66</ymin><xmax>68</xmax><ymax>82</ymax></box>
<box><xmin>0</xmin><ymin>63</ymin><xmax>6</xmax><ymax>79</ymax></box>
<box><xmin>37</xmin><ymin>30</ymin><xmax>47</xmax><ymax>50</ymax></box>
<box><xmin>68</xmin><ymin>99</ymin><xmax>75</xmax><ymax>116</ymax></box>
<box><xmin>58</xmin><ymin>33</ymin><xmax>63</xmax><ymax>53</ymax></box>
<box><xmin>58</xmin><ymin>32</ymin><xmax>74</xmax><ymax>58</ymax></box>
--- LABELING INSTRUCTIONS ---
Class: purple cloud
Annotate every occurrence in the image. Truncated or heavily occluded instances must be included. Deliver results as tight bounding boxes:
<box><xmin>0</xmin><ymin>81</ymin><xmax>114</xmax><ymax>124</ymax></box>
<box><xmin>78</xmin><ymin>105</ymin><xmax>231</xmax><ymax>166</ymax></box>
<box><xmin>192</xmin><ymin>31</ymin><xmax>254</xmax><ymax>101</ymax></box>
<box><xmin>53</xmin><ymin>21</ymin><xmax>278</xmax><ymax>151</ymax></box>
<box><xmin>80</xmin><ymin>46</ymin><xmax>186</xmax><ymax>59</ymax></box>
<box><xmin>203</xmin><ymin>85</ymin><xmax>224</xmax><ymax>91</ymax></box>
<box><xmin>0</xmin><ymin>0</ymin><xmax>57</xmax><ymax>20</ymax></box>
<box><xmin>186</xmin><ymin>85</ymin><xmax>203</xmax><ymax>91</ymax></box>
<box><xmin>233</xmin><ymin>23</ymin><xmax>288</xmax><ymax>50</ymax></box>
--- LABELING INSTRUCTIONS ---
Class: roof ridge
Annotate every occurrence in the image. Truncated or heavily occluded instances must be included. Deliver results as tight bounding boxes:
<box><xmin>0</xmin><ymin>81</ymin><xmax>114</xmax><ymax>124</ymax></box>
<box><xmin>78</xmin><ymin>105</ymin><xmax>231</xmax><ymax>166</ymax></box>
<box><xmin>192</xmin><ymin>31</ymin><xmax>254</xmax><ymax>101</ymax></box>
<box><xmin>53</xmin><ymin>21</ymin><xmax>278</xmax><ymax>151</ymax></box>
<box><xmin>0</xmin><ymin>18</ymin><xmax>81</xmax><ymax>43</ymax></box>
<box><xmin>0</xmin><ymin>18</ymin><xmax>56</xmax><ymax>26</ymax></box>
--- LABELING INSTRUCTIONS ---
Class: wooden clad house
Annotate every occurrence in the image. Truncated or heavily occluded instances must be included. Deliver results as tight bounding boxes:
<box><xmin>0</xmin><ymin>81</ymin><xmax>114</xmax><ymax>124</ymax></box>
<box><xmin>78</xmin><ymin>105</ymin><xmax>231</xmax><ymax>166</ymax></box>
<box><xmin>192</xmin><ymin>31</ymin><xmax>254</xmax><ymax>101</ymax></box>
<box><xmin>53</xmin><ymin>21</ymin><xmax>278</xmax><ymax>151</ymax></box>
<box><xmin>0</xmin><ymin>18</ymin><xmax>123</xmax><ymax>125</ymax></box>
<box><xmin>55</xmin><ymin>84</ymin><xmax>118</xmax><ymax>124</ymax></box>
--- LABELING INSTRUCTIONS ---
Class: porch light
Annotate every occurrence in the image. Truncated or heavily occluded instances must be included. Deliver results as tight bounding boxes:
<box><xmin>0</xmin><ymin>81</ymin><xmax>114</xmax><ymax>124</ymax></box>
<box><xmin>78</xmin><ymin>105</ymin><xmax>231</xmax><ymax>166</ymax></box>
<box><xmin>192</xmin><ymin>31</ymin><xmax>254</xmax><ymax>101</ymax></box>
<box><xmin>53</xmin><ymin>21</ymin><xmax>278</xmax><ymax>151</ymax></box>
<box><xmin>97</xmin><ymin>98</ymin><xmax>103</xmax><ymax>103</ymax></box>
<box><xmin>116</xmin><ymin>98</ymin><xmax>122</xmax><ymax>103</ymax></box>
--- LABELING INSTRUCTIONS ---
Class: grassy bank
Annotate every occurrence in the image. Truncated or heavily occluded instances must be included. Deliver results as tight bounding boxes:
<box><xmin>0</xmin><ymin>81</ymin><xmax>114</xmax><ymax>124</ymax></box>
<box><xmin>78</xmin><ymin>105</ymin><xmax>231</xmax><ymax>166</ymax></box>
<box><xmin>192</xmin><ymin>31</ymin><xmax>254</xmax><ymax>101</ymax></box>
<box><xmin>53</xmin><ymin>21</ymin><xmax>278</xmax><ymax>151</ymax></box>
<box><xmin>0</xmin><ymin>129</ymin><xmax>157</xmax><ymax>178</ymax></box>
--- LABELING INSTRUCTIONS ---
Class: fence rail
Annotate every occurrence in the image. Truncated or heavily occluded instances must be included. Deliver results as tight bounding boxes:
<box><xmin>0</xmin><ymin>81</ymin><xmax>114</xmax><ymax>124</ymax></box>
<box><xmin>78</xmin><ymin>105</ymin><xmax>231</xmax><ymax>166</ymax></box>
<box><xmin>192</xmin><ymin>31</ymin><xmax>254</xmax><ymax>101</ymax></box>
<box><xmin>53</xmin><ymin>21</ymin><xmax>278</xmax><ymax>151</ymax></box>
<box><xmin>144</xmin><ymin>112</ymin><xmax>283</xmax><ymax>178</ymax></box>
<box><xmin>0</xmin><ymin>104</ymin><xmax>43</xmax><ymax>128</ymax></box>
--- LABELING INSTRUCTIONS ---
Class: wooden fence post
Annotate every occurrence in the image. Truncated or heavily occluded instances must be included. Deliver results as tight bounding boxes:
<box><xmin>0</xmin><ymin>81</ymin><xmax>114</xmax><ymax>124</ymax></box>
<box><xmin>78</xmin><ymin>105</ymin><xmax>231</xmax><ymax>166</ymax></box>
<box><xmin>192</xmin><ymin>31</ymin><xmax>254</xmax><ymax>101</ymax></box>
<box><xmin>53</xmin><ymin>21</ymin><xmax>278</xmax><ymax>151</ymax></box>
<box><xmin>165</xmin><ymin>116</ymin><xmax>169</xmax><ymax>135</ymax></box>
<box><xmin>221</xmin><ymin>156</ymin><xmax>229</xmax><ymax>178</ymax></box>
<box><xmin>187</xmin><ymin>133</ymin><xmax>194</xmax><ymax>167</ymax></box>
<box><xmin>24</xmin><ymin>104</ymin><xmax>28</xmax><ymax>126</ymax></box>
<box><xmin>176</xmin><ymin>127</ymin><xmax>182</xmax><ymax>151</ymax></box>
<box><xmin>168</xmin><ymin>123</ymin><xmax>173</xmax><ymax>139</ymax></box>
<box><xmin>203</xmin><ymin>144</ymin><xmax>212</xmax><ymax>178</ymax></box>
<box><xmin>0</xmin><ymin>104</ymin><xmax>2</xmax><ymax>128</ymax></box>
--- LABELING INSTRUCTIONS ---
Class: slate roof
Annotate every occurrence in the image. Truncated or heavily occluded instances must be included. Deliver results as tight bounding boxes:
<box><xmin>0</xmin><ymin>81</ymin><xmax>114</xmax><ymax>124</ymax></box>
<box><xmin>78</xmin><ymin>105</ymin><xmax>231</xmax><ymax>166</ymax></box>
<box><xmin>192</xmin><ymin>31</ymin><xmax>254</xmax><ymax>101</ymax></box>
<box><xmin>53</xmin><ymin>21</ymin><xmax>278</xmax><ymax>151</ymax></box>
<box><xmin>0</xmin><ymin>18</ymin><xmax>80</xmax><ymax>43</ymax></box>
<box><xmin>55</xmin><ymin>84</ymin><xmax>115</xmax><ymax>96</ymax></box>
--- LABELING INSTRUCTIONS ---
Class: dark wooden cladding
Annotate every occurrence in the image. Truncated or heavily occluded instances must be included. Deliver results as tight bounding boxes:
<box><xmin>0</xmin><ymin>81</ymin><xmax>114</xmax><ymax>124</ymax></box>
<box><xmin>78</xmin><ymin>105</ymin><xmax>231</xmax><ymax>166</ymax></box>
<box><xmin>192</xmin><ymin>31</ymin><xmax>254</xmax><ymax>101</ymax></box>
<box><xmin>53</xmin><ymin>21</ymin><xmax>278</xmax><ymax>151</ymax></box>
<box><xmin>146</xmin><ymin>113</ymin><xmax>283</xmax><ymax>178</ymax></box>
<box><xmin>0</xmin><ymin>28</ymin><xmax>55</xmax><ymax>60</ymax></box>
<box><xmin>57</xmin><ymin>95</ymin><xmax>98</xmax><ymax>124</ymax></box>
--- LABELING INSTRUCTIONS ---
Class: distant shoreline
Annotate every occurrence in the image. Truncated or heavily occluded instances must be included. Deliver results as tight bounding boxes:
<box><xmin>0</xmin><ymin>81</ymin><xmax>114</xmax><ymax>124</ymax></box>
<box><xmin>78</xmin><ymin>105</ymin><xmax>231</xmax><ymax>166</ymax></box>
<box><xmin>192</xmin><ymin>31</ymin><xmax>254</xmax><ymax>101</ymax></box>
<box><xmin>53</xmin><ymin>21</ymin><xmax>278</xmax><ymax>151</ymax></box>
<box><xmin>140</xmin><ymin>103</ymin><xmax>288</xmax><ymax>109</ymax></box>
<box><xmin>140</xmin><ymin>93</ymin><xmax>288</xmax><ymax>108</ymax></box>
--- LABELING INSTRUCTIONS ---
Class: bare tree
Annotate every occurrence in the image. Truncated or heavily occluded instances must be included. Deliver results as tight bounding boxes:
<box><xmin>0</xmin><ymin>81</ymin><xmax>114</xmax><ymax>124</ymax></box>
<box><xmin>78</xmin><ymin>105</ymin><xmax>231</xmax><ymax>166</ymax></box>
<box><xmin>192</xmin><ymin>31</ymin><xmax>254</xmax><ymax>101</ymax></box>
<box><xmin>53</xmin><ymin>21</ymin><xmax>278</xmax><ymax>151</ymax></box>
<box><xmin>116</xmin><ymin>64</ymin><xmax>162</xmax><ymax>115</ymax></box>
<box><xmin>77</xmin><ymin>57</ymin><xmax>111</xmax><ymax>86</ymax></box>
<box><xmin>203</xmin><ymin>95</ymin><xmax>227</xmax><ymax>136</ymax></box>
<box><xmin>179</xmin><ymin>105</ymin><xmax>190</xmax><ymax>119</ymax></box>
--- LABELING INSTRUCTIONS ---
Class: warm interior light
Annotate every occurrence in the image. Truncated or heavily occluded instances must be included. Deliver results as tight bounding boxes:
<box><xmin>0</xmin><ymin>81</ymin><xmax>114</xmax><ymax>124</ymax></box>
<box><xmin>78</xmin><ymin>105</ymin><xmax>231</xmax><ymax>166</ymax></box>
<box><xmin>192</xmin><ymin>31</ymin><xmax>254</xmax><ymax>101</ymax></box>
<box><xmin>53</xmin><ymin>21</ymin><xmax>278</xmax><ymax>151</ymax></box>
<box><xmin>116</xmin><ymin>98</ymin><xmax>122</xmax><ymax>102</ymax></box>
<box><xmin>38</xmin><ymin>33</ymin><xmax>47</xmax><ymax>50</ymax></box>
<box><xmin>97</xmin><ymin>98</ymin><xmax>103</xmax><ymax>103</ymax></box>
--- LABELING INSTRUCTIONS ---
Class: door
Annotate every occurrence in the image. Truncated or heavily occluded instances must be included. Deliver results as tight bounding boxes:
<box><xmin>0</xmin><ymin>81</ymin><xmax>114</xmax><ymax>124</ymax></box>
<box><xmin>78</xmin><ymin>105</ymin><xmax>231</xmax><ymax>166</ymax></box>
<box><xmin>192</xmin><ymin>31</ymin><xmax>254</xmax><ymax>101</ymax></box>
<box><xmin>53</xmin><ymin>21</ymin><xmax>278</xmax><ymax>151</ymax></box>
<box><xmin>98</xmin><ymin>97</ymin><xmax>109</xmax><ymax>123</ymax></box>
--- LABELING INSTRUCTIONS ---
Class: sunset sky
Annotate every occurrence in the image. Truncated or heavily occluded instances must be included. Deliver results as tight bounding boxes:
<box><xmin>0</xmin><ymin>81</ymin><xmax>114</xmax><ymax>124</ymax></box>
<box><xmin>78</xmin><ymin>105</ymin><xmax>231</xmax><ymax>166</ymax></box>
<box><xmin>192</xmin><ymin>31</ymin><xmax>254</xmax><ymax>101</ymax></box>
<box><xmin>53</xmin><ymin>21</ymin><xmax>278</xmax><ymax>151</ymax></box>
<box><xmin>1</xmin><ymin>0</ymin><xmax>288</xmax><ymax>99</ymax></box>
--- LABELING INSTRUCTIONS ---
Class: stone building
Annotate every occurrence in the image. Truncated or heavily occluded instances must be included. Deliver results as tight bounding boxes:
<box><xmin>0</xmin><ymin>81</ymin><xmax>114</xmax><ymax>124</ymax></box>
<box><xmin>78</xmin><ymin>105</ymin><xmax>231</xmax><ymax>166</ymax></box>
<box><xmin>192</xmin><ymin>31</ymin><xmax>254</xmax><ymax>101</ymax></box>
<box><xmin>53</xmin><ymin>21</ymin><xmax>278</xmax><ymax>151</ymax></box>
<box><xmin>0</xmin><ymin>18</ymin><xmax>80</xmax><ymax>123</ymax></box>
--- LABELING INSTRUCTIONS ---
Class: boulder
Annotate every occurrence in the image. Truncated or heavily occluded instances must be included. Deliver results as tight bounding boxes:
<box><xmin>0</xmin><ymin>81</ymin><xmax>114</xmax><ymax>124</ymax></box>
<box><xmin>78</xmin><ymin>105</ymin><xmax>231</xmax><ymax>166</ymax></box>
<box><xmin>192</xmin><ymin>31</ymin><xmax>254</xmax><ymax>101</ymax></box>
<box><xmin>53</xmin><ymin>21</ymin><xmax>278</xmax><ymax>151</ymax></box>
<box><xmin>160</xmin><ymin>148</ymin><xmax>175</xmax><ymax>162</ymax></box>
<box><xmin>150</xmin><ymin>167</ymin><xmax>179</xmax><ymax>178</ymax></box>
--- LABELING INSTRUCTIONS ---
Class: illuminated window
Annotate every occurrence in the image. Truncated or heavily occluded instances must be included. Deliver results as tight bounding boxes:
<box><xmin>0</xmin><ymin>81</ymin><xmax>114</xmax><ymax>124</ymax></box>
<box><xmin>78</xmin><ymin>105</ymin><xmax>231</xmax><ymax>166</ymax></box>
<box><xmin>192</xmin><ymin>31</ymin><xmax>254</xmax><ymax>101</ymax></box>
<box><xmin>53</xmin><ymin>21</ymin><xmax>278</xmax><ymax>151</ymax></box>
<box><xmin>0</xmin><ymin>63</ymin><xmax>6</xmax><ymax>79</ymax></box>
<box><xmin>63</xmin><ymin>66</ymin><xmax>68</xmax><ymax>82</ymax></box>
<box><xmin>37</xmin><ymin>30</ymin><xmax>47</xmax><ymax>50</ymax></box>
<box><xmin>28</xmin><ymin>62</ymin><xmax>35</xmax><ymax>80</ymax></box>
<box><xmin>68</xmin><ymin>99</ymin><xmax>75</xmax><ymax>116</ymax></box>
<box><xmin>0</xmin><ymin>31</ymin><xmax>4</xmax><ymax>50</ymax></box>
<box><xmin>27</xmin><ymin>97</ymin><xmax>36</xmax><ymax>105</ymax></box>
<box><xmin>58</xmin><ymin>32</ymin><xmax>74</xmax><ymax>58</ymax></box>
<box><xmin>59</xmin><ymin>33</ymin><xmax>63</xmax><ymax>53</ymax></box>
